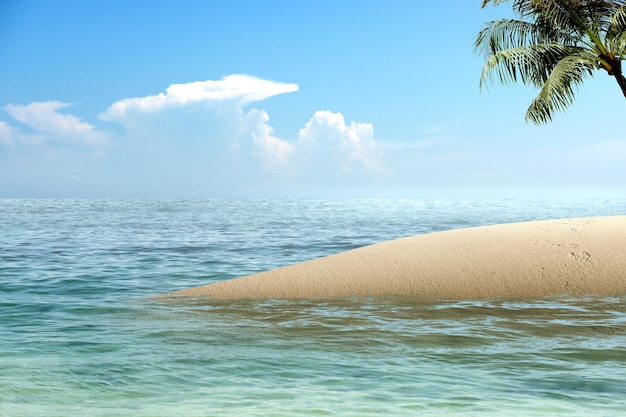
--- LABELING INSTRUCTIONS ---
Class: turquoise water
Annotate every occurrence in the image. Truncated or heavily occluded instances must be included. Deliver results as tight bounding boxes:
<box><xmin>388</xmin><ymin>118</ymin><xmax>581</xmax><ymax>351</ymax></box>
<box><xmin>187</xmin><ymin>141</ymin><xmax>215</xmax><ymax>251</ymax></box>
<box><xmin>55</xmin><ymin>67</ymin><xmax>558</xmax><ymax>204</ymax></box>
<box><xmin>1</xmin><ymin>199</ymin><xmax>625</xmax><ymax>416</ymax></box>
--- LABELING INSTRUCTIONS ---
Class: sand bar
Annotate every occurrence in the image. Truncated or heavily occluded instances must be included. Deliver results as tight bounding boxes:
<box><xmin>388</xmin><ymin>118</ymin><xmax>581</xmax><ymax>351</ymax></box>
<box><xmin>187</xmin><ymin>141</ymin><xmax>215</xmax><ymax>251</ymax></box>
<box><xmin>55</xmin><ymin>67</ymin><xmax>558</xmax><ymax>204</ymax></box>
<box><xmin>159</xmin><ymin>216</ymin><xmax>626</xmax><ymax>299</ymax></box>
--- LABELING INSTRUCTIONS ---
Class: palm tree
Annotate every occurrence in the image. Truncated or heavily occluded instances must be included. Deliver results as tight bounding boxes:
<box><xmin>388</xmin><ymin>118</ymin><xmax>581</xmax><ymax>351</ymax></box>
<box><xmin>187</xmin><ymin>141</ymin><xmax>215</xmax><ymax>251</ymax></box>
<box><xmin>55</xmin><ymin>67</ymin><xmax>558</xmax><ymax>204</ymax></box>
<box><xmin>475</xmin><ymin>0</ymin><xmax>626</xmax><ymax>124</ymax></box>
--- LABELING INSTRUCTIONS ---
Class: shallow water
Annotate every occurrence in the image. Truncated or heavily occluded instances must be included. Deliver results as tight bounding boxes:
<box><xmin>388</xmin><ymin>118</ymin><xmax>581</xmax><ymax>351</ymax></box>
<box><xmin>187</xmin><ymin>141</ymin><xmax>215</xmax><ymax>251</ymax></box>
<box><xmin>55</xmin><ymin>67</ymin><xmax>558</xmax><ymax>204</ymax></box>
<box><xmin>1</xmin><ymin>199</ymin><xmax>625</xmax><ymax>416</ymax></box>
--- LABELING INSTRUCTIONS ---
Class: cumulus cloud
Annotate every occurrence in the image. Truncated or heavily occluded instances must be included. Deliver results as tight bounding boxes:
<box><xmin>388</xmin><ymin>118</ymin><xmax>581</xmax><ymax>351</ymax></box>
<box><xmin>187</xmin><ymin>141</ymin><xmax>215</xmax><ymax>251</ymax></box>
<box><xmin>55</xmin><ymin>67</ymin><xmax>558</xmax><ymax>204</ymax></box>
<box><xmin>297</xmin><ymin>111</ymin><xmax>386</xmax><ymax>174</ymax></box>
<box><xmin>100</xmin><ymin>74</ymin><xmax>299</xmax><ymax>121</ymax></box>
<box><xmin>96</xmin><ymin>75</ymin><xmax>384</xmax><ymax>178</ymax></box>
<box><xmin>1</xmin><ymin>74</ymin><xmax>390</xmax><ymax>197</ymax></box>
<box><xmin>3</xmin><ymin>101</ymin><xmax>107</xmax><ymax>147</ymax></box>
<box><xmin>243</xmin><ymin>108</ymin><xmax>294</xmax><ymax>171</ymax></box>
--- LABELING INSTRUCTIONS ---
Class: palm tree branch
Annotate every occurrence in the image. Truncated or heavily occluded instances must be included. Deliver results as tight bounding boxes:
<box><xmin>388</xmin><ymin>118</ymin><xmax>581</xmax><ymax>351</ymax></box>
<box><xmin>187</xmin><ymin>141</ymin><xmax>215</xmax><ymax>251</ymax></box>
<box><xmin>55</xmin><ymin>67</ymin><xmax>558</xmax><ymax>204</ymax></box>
<box><xmin>607</xmin><ymin>6</ymin><xmax>626</xmax><ymax>55</ymax></box>
<box><xmin>475</xmin><ymin>19</ymin><xmax>543</xmax><ymax>56</ymax></box>
<box><xmin>479</xmin><ymin>43</ymin><xmax>576</xmax><ymax>90</ymax></box>
<box><xmin>526</xmin><ymin>50</ymin><xmax>598</xmax><ymax>124</ymax></box>
<box><xmin>478</xmin><ymin>0</ymin><xmax>626</xmax><ymax>124</ymax></box>
<box><xmin>483</xmin><ymin>1</ymin><xmax>621</xmax><ymax>53</ymax></box>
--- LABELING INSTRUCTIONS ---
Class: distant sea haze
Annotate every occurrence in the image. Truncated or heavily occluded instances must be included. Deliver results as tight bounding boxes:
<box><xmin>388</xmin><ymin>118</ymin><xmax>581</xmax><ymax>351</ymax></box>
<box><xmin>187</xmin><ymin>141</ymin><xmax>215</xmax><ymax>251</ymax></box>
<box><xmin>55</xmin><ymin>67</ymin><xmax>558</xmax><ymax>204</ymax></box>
<box><xmin>2</xmin><ymin>198</ymin><xmax>625</xmax><ymax>416</ymax></box>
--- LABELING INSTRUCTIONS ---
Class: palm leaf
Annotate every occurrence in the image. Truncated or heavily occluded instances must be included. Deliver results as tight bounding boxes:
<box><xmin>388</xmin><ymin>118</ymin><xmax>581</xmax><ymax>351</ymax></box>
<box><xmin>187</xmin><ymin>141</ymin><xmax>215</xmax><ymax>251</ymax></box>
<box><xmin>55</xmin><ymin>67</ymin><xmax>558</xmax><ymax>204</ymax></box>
<box><xmin>479</xmin><ymin>43</ymin><xmax>572</xmax><ymax>90</ymax></box>
<box><xmin>526</xmin><ymin>50</ymin><xmax>597</xmax><ymax>124</ymax></box>
<box><xmin>607</xmin><ymin>6</ymin><xmax>626</xmax><ymax>55</ymax></box>
<box><xmin>477</xmin><ymin>0</ymin><xmax>626</xmax><ymax>124</ymax></box>
<box><xmin>475</xmin><ymin>19</ymin><xmax>542</xmax><ymax>55</ymax></box>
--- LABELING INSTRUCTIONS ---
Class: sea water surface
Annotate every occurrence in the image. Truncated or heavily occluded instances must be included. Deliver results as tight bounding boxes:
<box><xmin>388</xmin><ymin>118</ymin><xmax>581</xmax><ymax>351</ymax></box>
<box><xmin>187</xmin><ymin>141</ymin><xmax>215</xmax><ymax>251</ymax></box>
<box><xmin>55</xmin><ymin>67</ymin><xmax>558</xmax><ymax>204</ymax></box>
<box><xmin>1</xmin><ymin>199</ymin><xmax>625</xmax><ymax>416</ymax></box>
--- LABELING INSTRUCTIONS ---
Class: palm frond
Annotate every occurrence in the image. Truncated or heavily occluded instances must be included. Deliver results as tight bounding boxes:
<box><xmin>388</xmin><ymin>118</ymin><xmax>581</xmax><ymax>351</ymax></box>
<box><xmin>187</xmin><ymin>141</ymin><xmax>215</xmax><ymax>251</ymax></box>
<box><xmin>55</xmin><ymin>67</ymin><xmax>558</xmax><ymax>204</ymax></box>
<box><xmin>475</xmin><ymin>19</ymin><xmax>542</xmax><ymax>55</ymax></box>
<box><xmin>479</xmin><ymin>43</ymin><xmax>572</xmax><ymax>90</ymax></box>
<box><xmin>486</xmin><ymin>0</ymin><xmax>623</xmax><ymax>41</ymax></box>
<box><xmin>607</xmin><ymin>6</ymin><xmax>626</xmax><ymax>54</ymax></box>
<box><xmin>477</xmin><ymin>0</ymin><xmax>626</xmax><ymax>124</ymax></box>
<box><xmin>611</xmin><ymin>5</ymin><xmax>626</xmax><ymax>31</ymax></box>
<box><xmin>526</xmin><ymin>50</ymin><xmax>597</xmax><ymax>124</ymax></box>
<box><xmin>609</xmin><ymin>32</ymin><xmax>626</xmax><ymax>56</ymax></box>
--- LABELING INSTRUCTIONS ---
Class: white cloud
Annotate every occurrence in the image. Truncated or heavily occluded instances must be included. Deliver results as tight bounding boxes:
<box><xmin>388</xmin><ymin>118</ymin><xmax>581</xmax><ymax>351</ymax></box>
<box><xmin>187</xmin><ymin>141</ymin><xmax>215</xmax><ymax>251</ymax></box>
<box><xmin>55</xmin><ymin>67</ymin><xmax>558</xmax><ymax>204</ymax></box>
<box><xmin>88</xmin><ymin>76</ymin><xmax>385</xmax><ymax>181</ymax></box>
<box><xmin>0</xmin><ymin>121</ymin><xmax>23</xmax><ymax>148</ymax></box>
<box><xmin>3</xmin><ymin>101</ymin><xmax>107</xmax><ymax>147</ymax></box>
<box><xmin>0</xmin><ymin>121</ymin><xmax>47</xmax><ymax>147</ymax></box>
<box><xmin>243</xmin><ymin>108</ymin><xmax>294</xmax><ymax>171</ymax></box>
<box><xmin>1</xmin><ymin>74</ymin><xmax>392</xmax><ymax>197</ymax></box>
<box><xmin>100</xmin><ymin>74</ymin><xmax>299</xmax><ymax>121</ymax></box>
<box><xmin>297</xmin><ymin>111</ymin><xmax>386</xmax><ymax>174</ymax></box>
<box><xmin>92</xmin><ymin>78</ymin><xmax>298</xmax><ymax>179</ymax></box>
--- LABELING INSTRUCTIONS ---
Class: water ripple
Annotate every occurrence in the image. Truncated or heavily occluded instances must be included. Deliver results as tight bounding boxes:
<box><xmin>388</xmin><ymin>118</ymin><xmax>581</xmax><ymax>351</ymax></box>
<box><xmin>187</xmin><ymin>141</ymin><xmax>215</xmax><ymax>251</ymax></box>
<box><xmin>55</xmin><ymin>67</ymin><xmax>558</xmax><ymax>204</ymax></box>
<box><xmin>2</xmin><ymin>199</ymin><xmax>626</xmax><ymax>416</ymax></box>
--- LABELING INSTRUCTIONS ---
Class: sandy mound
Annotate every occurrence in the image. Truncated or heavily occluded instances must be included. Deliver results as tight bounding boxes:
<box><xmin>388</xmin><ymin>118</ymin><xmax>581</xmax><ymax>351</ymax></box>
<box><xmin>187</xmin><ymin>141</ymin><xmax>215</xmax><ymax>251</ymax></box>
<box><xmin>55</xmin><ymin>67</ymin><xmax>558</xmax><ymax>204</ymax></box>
<box><xmin>158</xmin><ymin>216</ymin><xmax>626</xmax><ymax>299</ymax></box>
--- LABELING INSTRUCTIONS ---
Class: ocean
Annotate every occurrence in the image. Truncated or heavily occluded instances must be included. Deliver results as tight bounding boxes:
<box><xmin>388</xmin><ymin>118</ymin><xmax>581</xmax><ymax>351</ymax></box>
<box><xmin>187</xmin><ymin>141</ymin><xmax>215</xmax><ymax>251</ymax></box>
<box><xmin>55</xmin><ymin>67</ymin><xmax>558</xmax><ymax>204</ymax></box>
<box><xmin>1</xmin><ymin>199</ymin><xmax>625</xmax><ymax>416</ymax></box>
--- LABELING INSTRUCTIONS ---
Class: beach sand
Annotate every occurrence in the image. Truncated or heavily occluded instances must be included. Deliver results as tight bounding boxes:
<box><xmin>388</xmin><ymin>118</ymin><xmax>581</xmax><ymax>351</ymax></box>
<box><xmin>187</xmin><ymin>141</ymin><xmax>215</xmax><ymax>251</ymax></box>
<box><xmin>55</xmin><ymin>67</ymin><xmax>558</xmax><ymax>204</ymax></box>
<box><xmin>159</xmin><ymin>216</ymin><xmax>626</xmax><ymax>300</ymax></box>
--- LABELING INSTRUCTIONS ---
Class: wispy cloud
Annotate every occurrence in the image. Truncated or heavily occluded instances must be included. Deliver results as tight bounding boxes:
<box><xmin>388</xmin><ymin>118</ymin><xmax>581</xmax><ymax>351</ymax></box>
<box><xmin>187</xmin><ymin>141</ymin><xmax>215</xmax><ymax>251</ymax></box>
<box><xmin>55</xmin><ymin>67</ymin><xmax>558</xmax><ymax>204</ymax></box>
<box><xmin>3</xmin><ymin>101</ymin><xmax>108</xmax><ymax>147</ymax></box>
<box><xmin>99</xmin><ymin>74</ymin><xmax>299</xmax><ymax>121</ymax></box>
<box><xmin>0</xmin><ymin>120</ymin><xmax>46</xmax><ymax>148</ymax></box>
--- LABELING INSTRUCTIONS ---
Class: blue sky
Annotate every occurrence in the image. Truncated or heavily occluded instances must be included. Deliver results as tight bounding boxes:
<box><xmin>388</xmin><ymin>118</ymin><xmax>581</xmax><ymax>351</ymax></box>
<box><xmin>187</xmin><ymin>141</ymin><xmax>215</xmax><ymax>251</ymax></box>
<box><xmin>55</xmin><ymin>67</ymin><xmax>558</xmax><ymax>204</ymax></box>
<box><xmin>1</xmin><ymin>0</ymin><xmax>625</xmax><ymax>198</ymax></box>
